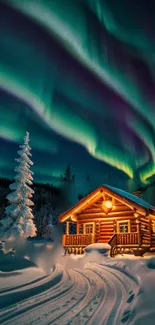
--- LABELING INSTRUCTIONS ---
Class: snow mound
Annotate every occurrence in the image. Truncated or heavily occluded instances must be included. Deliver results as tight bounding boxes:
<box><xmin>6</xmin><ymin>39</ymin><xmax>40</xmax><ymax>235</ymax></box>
<box><xmin>0</xmin><ymin>250</ymin><xmax>37</xmax><ymax>272</ymax></box>
<box><xmin>145</xmin><ymin>257</ymin><xmax>155</xmax><ymax>269</ymax></box>
<box><xmin>84</xmin><ymin>243</ymin><xmax>111</xmax><ymax>256</ymax></box>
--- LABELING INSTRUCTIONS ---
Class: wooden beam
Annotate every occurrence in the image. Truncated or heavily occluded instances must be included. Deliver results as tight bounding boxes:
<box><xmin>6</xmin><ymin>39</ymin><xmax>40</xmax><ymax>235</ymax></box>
<box><xmin>82</xmin><ymin>205</ymin><xmax>132</xmax><ymax>214</ymax></box>
<box><xmin>66</xmin><ymin>222</ymin><xmax>69</xmax><ymax>235</ymax></box>
<box><xmin>77</xmin><ymin>216</ymin><xmax>136</xmax><ymax>223</ymax></box>
<box><xmin>77</xmin><ymin>210</ymin><xmax>134</xmax><ymax>218</ymax></box>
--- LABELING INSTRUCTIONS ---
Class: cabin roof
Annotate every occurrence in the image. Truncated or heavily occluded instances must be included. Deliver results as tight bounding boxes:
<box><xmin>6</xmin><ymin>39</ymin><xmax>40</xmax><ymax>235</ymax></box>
<box><xmin>58</xmin><ymin>184</ymin><xmax>155</xmax><ymax>222</ymax></box>
<box><xmin>104</xmin><ymin>185</ymin><xmax>154</xmax><ymax>210</ymax></box>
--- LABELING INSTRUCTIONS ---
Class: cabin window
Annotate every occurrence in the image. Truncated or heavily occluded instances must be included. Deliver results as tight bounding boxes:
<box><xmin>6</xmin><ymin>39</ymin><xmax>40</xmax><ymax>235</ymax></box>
<box><xmin>84</xmin><ymin>223</ymin><xmax>94</xmax><ymax>234</ymax></box>
<box><xmin>63</xmin><ymin>222</ymin><xmax>76</xmax><ymax>234</ymax></box>
<box><xmin>117</xmin><ymin>220</ymin><xmax>131</xmax><ymax>233</ymax></box>
<box><xmin>79</xmin><ymin>224</ymin><xmax>83</xmax><ymax>234</ymax></box>
<box><xmin>119</xmin><ymin>222</ymin><xmax>128</xmax><ymax>233</ymax></box>
<box><xmin>69</xmin><ymin>223</ymin><xmax>76</xmax><ymax>234</ymax></box>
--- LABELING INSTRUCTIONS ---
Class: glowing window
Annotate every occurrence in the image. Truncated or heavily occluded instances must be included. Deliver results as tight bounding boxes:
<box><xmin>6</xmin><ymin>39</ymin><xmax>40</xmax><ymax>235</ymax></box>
<box><xmin>85</xmin><ymin>224</ymin><xmax>93</xmax><ymax>234</ymax></box>
<box><xmin>119</xmin><ymin>222</ymin><xmax>129</xmax><ymax>233</ymax></box>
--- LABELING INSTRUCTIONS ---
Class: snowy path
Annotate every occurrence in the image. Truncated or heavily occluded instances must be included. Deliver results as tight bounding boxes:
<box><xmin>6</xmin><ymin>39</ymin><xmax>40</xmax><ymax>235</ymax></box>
<box><xmin>0</xmin><ymin>261</ymin><xmax>139</xmax><ymax>325</ymax></box>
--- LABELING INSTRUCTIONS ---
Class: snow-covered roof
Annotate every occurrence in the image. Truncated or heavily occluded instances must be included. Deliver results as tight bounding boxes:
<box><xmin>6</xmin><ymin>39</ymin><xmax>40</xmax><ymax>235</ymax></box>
<box><xmin>104</xmin><ymin>184</ymin><xmax>155</xmax><ymax>211</ymax></box>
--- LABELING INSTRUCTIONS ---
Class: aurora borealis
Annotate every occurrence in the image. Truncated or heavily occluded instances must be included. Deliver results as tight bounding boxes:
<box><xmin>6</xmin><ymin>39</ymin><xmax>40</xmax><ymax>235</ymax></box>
<box><xmin>0</xmin><ymin>1</ymin><xmax>155</xmax><ymax>189</ymax></box>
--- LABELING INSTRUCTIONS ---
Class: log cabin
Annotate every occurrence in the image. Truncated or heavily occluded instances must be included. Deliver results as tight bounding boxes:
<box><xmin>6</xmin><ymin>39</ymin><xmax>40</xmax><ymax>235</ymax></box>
<box><xmin>58</xmin><ymin>185</ymin><xmax>155</xmax><ymax>257</ymax></box>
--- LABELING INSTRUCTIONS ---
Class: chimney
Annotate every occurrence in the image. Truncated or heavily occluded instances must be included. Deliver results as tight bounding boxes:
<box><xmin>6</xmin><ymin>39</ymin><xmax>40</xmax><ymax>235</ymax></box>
<box><xmin>133</xmin><ymin>190</ymin><xmax>142</xmax><ymax>198</ymax></box>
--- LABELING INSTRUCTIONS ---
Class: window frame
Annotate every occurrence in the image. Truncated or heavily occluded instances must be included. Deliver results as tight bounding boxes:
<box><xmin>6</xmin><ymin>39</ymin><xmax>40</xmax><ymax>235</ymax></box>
<box><xmin>117</xmin><ymin>220</ymin><xmax>131</xmax><ymax>233</ymax></box>
<box><xmin>83</xmin><ymin>222</ymin><xmax>94</xmax><ymax>235</ymax></box>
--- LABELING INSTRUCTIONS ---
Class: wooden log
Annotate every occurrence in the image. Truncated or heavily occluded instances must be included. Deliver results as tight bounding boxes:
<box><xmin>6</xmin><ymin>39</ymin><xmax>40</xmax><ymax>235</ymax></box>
<box><xmin>141</xmin><ymin>234</ymin><xmax>150</xmax><ymax>239</ymax></box>
<box><xmin>100</xmin><ymin>225</ymin><xmax>113</xmax><ymax>228</ymax></box>
<box><xmin>83</xmin><ymin>208</ymin><xmax>103</xmax><ymax>213</ymax></box>
<box><xmin>112</xmin><ymin>205</ymin><xmax>132</xmax><ymax>212</ymax></box>
<box><xmin>77</xmin><ymin>210</ymin><xmax>134</xmax><ymax>218</ymax></box>
<box><xmin>100</xmin><ymin>227</ymin><xmax>113</xmax><ymax>231</ymax></box>
<box><xmin>100</xmin><ymin>226</ymin><xmax>113</xmax><ymax>229</ymax></box>
<box><xmin>140</xmin><ymin>218</ymin><xmax>149</xmax><ymax>223</ymax></box>
<box><xmin>100</xmin><ymin>228</ymin><xmax>113</xmax><ymax>232</ymax></box>
<box><xmin>100</xmin><ymin>233</ymin><xmax>113</xmax><ymax>237</ymax></box>
<box><xmin>91</xmin><ymin>203</ymin><xmax>103</xmax><ymax>207</ymax></box>
<box><xmin>84</xmin><ymin>205</ymin><xmax>132</xmax><ymax>213</ymax></box>
<box><xmin>113</xmin><ymin>201</ymin><xmax>125</xmax><ymax>206</ymax></box>
<box><xmin>77</xmin><ymin>217</ymin><xmax>135</xmax><ymax>224</ymax></box>
<box><xmin>141</xmin><ymin>228</ymin><xmax>149</xmax><ymax>233</ymax></box>
<box><xmin>99</xmin><ymin>221</ymin><xmax>114</xmax><ymax>224</ymax></box>
<box><xmin>131</xmin><ymin>227</ymin><xmax>137</xmax><ymax>232</ymax></box>
<box><xmin>142</xmin><ymin>239</ymin><xmax>150</xmax><ymax>244</ymax></box>
<box><xmin>100</xmin><ymin>220</ymin><xmax>114</xmax><ymax>223</ymax></box>
<box><xmin>141</xmin><ymin>233</ymin><xmax>150</xmax><ymax>238</ymax></box>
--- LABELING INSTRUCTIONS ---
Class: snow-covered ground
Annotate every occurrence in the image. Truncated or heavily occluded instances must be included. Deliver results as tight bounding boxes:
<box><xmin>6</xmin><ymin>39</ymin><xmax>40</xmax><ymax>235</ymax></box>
<box><xmin>0</xmin><ymin>241</ymin><xmax>155</xmax><ymax>325</ymax></box>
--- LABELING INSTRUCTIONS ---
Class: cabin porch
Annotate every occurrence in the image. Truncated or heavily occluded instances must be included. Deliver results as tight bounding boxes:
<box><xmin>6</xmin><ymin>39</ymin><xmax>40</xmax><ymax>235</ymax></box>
<box><xmin>62</xmin><ymin>221</ymin><xmax>143</xmax><ymax>256</ymax></box>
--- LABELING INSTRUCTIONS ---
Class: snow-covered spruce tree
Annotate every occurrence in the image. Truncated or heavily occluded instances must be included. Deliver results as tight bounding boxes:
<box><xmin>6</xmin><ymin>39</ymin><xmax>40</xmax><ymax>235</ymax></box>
<box><xmin>1</xmin><ymin>132</ymin><xmax>36</xmax><ymax>238</ymax></box>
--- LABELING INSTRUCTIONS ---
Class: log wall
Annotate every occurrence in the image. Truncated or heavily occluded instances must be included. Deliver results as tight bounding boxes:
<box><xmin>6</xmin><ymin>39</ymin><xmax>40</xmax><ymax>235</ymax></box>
<box><xmin>77</xmin><ymin>197</ymin><xmax>140</xmax><ymax>243</ymax></box>
<box><xmin>139</xmin><ymin>216</ymin><xmax>150</xmax><ymax>246</ymax></box>
<box><xmin>151</xmin><ymin>220</ymin><xmax>155</xmax><ymax>247</ymax></box>
<box><xmin>76</xmin><ymin>197</ymin><xmax>154</xmax><ymax>247</ymax></box>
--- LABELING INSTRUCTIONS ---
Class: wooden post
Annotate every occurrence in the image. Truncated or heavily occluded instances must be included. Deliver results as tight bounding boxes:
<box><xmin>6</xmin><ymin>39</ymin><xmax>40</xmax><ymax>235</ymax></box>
<box><xmin>99</xmin><ymin>220</ymin><xmax>101</xmax><ymax>240</ymax></box>
<box><xmin>77</xmin><ymin>223</ymin><xmax>79</xmax><ymax>235</ymax></box>
<box><xmin>66</xmin><ymin>222</ymin><xmax>69</xmax><ymax>235</ymax></box>
<box><xmin>137</xmin><ymin>219</ymin><xmax>141</xmax><ymax>246</ymax></box>
<box><xmin>149</xmin><ymin>217</ymin><xmax>152</xmax><ymax>246</ymax></box>
<box><xmin>113</xmin><ymin>220</ymin><xmax>116</xmax><ymax>233</ymax></box>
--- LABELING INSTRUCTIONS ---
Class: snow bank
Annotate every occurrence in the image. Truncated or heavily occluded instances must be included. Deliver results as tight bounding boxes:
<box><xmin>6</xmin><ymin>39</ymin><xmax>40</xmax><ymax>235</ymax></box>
<box><xmin>84</xmin><ymin>243</ymin><xmax>111</xmax><ymax>256</ymax></box>
<box><xmin>124</xmin><ymin>257</ymin><xmax>155</xmax><ymax>325</ymax></box>
<box><xmin>0</xmin><ymin>248</ymin><xmax>37</xmax><ymax>272</ymax></box>
<box><xmin>0</xmin><ymin>239</ymin><xmax>155</xmax><ymax>325</ymax></box>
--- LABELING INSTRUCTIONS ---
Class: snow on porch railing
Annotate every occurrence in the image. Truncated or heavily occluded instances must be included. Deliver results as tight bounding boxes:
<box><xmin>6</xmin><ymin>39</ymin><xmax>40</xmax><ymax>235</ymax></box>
<box><xmin>62</xmin><ymin>234</ymin><xmax>95</xmax><ymax>247</ymax></box>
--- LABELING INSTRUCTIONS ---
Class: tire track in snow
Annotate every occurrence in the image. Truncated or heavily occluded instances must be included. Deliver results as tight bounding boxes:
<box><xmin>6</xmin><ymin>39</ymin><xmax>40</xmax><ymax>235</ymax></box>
<box><xmin>0</xmin><ymin>272</ymin><xmax>47</xmax><ymax>294</ymax></box>
<box><xmin>50</xmin><ymin>268</ymin><xmax>105</xmax><ymax>325</ymax></box>
<box><xmin>84</xmin><ymin>263</ymin><xmax>120</xmax><ymax>325</ymax></box>
<box><xmin>85</xmin><ymin>263</ymin><xmax>138</xmax><ymax>325</ymax></box>
<box><xmin>0</xmin><ymin>261</ymin><xmax>139</xmax><ymax>325</ymax></box>
<box><xmin>0</xmin><ymin>266</ymin><xmax>87</xmax><ymax>325</ymax></box>
<box><xmin>0</xmin><ymin>264</ymin><xmax>73</xmax><ymax>324</ymax></box>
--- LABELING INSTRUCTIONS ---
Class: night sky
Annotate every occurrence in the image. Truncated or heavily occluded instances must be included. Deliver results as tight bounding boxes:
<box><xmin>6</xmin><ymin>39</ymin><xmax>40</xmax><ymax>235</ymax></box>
<box><xmin>0</xmin><ymin>0</ymin><xmax>155</xmax><ymax>192</ymax></box>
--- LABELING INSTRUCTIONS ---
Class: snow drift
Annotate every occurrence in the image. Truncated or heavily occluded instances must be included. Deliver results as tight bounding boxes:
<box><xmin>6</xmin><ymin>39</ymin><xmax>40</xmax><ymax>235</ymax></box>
<box><xmin>0</xmin><ymin>239</ymin><xmax>155</xmax><ymax>325</ymax></box>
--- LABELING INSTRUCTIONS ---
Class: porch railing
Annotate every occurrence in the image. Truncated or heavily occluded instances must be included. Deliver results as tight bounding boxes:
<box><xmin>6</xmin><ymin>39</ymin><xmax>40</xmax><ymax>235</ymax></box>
<box><xmin>62</xmin><ymin>234</ymin><xmax>95</xmax><ymax>247</ymax></box>
<box><xmin>116</xmin><ymin>232</ymin><xmax>139</xmax><ymax>245</ymax></box>
<box><xmin>108</xmin><ymin>232</ymin><xmax>139</xmax><ymax>257</ymax></box>
<box><xmin>108</xmin><ymin>232</ymin><xmax>139</xmax><ymax>247</ymax></box>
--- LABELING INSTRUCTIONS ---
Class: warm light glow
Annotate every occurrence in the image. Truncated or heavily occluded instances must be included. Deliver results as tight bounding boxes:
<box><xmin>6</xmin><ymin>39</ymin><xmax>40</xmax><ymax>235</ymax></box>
<box><xmin>102</xmin><ymin>200</ymin><xmax>113</xmax><ymax>214</ymax></box>
<box><xmin>103</xmin><ymin>200</ymin><xmax>113</xmax><ymax>209</ymax></box>
<box><xmin>134</xmin><ymin>212</ymin><xmax>139</xmax><ymax>218</ymax></box>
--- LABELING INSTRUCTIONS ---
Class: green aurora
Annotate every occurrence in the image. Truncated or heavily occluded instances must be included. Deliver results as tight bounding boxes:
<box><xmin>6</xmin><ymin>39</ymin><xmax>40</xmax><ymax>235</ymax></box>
<box><xmin>0</xmin><ymin>0</ymin><xmax>155</xmax><ymax>188</ymax></box>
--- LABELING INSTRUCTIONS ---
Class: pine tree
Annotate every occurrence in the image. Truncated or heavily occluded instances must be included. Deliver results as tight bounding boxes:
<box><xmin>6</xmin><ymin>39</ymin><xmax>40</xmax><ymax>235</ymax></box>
<box><xmin>60</xmin><ymin>165</ymin><xmax>75</xmax><ymax>183</ymax></box>
<box><xmin>0</xmin><ymin>132</ymin><xmax>36</xmax><ymax>238</ymax></box>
